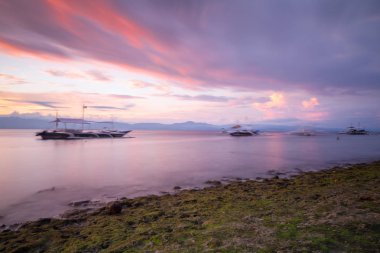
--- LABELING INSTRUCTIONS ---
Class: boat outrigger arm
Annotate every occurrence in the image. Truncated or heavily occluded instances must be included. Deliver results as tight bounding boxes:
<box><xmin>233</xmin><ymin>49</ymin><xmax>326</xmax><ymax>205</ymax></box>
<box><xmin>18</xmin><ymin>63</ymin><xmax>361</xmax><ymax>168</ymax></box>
<box><xmin>50</xmin><ymin>118</ymin><xmax>92</xmax><ymax>130</ymax></box>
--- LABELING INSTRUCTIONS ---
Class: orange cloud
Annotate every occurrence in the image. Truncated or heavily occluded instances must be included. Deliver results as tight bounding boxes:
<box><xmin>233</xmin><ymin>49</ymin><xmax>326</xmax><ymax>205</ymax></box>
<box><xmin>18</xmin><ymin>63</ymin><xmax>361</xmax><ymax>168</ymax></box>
<box><xmin>302</xmin><ymin>97</ymin><xmax>320</xmax><ymax>109</ymax></box>
<box><xmin>253</xmin><ymin>92</ymin><xmax>287</xmax><ymax>119</ymax></box>
<box><xmin>253</xmin><ymin>92</ymin><xmax>285</xmax><ymax>109</ymax></box>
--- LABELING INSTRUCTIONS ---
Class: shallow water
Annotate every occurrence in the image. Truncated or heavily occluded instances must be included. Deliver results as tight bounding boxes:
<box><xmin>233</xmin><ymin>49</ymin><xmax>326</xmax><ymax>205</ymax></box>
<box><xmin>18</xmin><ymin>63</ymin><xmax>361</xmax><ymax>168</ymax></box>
<box><xmin>1</xmin><ymin>129</ymin><xmax>380</xmax><ymax>225</ymax></box>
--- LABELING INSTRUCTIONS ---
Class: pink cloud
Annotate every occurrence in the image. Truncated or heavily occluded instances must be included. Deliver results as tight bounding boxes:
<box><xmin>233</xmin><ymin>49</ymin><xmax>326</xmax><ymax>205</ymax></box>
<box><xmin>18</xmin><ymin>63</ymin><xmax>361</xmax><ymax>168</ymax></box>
<box><xmin>302</xmin><ymin>97</ymin><xmax>320</xmax><ymax>109</ymax></box>
<box><xmin>0</xmin><ymin>73</ymin><xmax>26</xmax><ymax>85</ymax></box>
<box><xmin>129</xmin><ymin>80</ymin><xmax>155</xmax><ymax>89</ymax></box>
<box><xmin>86</xmin><ymin>70</ymin><xmax>112</xmax><ymax>82</ymax></box>
<box><xmin>46</xmin><ymin>70</ymin><xmax>85</xmax><ymax>79</ymax></box>
<box><xmin>253</xmin><ymin>92</ymin><xmax>287</xmax><ymax>119</ymax></box>
<box><xmin>129</xmin><ymin>80</ymin><xmax>171</xmax><ymax>92</ymax></box>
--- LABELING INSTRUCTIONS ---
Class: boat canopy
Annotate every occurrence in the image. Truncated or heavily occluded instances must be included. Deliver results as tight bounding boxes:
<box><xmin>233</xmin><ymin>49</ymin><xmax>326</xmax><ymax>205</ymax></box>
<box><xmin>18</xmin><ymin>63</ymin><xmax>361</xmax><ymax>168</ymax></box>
<box><xmin>50</xmin><ymin>118</ymin><xmax>92</xmax><ymax>124</ymax></box>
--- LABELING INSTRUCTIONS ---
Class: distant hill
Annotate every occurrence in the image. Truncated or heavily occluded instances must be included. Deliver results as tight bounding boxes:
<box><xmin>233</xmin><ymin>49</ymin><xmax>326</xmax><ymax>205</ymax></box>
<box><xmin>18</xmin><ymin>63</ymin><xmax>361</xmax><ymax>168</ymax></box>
<box><xmin>0</xmin><ymin>117</ymin><xmax>219</xmax><ymax>131</ymax></box>
<box><xmin>2</xmin><ymin>116</ymin><xmax>375</xmax><ymax>132</ymax></box>
<box><xmin>0</xmin><ymin>117</ymin><xmax>52</xmax><ymax>129</ymax></box>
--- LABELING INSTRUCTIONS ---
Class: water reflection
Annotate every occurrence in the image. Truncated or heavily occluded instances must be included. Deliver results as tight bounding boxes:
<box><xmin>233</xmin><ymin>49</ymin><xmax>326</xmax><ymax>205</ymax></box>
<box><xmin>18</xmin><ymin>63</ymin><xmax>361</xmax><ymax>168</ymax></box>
<box><xmin>0</xmin><ymin>130</ymin><xmax>380</xmax><ymax>225</ymax></box>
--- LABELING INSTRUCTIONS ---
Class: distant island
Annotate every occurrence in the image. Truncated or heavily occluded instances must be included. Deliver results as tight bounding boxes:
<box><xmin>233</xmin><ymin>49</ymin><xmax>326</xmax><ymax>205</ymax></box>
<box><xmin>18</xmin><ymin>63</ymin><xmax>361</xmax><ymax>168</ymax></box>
<box><xmin>0</xmin><ymin>115</ymin><xmax>350</xmax><ymax>132</ymax></box>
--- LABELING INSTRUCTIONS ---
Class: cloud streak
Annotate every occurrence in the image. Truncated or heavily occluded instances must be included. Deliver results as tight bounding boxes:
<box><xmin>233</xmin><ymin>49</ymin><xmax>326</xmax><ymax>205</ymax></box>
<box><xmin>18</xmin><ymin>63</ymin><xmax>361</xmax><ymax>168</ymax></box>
<box><xmin>0</xmin><ymin>73</ymin><xmax>26</xmax><ymax>85</ymax></box>
<box><xmin>86</xmin><ymin>70</ymin><xmax>112</xmax><ymax>82</ymax></box>
<box><xmin>163</xmin><ymin>93</ymin><xmax>231</xmax><ymax>103</ymax></box>
<box><xmin>46</xmin><ymin>69</ymin><xmax>112</xmax><ymax>81</ymax></box>
<box><xmin>46</xmin><ymin>70</ymin><xmax>84</xmax><ymax>79</ymax></box>
<box><xmin>89</xmin><ymin>105</ymin><xmax>134</xmax><ymax>110</ymax></box>
<box><xmin>0</xmin><ymin>0</ymin><xmax>379</xmax><ymax>93</ymax></box>
<box><xmin>302</xmin><ymin>97</ymin><xmax>320</xmax><ymax>110</ymax></box>
<box><xmin>3</xmin><ymin>99</ymin><xmax>66</xmax><ymax>109</ymax></box>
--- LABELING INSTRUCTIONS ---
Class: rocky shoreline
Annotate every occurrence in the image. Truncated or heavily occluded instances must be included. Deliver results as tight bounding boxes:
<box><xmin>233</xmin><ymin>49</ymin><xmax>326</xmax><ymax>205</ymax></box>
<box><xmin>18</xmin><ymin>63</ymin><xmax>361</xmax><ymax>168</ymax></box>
<box><xmin>1</xmin><ymin>161</ymin><xmax>380</xmax><ymax>252</ymax></box>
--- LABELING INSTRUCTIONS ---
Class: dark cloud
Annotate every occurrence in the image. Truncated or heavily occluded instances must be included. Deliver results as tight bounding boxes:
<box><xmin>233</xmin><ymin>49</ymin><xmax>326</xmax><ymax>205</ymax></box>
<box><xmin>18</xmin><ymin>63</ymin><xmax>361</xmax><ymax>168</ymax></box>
<box><xmin>3</xmin><ymin>99</ymin><xmax>66</xmax><ymax>109</ymax></box>
<box><xmin>90</xmin><ymin>105</ymin><xmax>134</xmax><ymax>110</ymax></box>
<box><xmin>0</xmin><ymin>0</ymin><xmax>379</xmax><ymax>93</ymax></box>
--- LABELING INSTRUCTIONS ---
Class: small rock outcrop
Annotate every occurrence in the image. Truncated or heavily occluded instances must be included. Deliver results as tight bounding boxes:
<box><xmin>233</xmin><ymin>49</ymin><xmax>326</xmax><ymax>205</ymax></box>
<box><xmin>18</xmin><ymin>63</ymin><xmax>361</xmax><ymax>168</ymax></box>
<box><xmin>107</xmin><ymin>201</ymin><xmax>123</xmax><ymax>215</ymax></box>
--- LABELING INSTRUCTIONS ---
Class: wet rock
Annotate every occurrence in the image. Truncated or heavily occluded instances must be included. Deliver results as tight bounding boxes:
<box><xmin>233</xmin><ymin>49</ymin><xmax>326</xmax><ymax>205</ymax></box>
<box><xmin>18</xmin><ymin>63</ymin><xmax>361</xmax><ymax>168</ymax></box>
<box><xmin>359</xmin><ymin>195</ymin><xmax>375</xmax><ymax>201</ymax></box>
<box><xmin>69</xmin><ymin>200</ymin><xmax>91</xmax><ymax>207</ymax></box>
<box><xmin>37</xmin><ymin>186</ymin><xmax>56</xmax><ymax>194</ymax></box>
<box><xmin>180</xmin><ymin>213</ymin><xmax>191</xmax><ymax>218</ymax></box>
<box><xmin>122</xmin><ymin>199</ymin><xmax>133</xmax><ymax>208</ymax></box>
<box><xmin>107</xmin><ymin>201</ymin><xmax>123</xmax><ymax>215</ymax></box>
<box><xmin>310</xmin><ymin>193</ymin><xmax>321</xmax><ymax>200</ymax></box>
<box><xmin>276</xmin><ymin>181</ymin><xmax>289</xmax><ymax>187</ymax></box>
<box><xmin>61</xmin><ymin>208</ymin><xmax>91</xmax><ymax>219</ymax></box>
<box><xmin>183</xmin><ymin>199</ymin><xmax>197</xmax><ymax>204</ymax></box>
<box><xmin>35</xmin><ymin>218</ymin><xmax>52</xmax><ymax>226</ymax></box>
<box><xmin>173</xmin><ymin>186</ymin><xmax>181</xmax><ymax>190</ymax></box>
<box><xmin>205</xmin><ymin>180</ymin><xmax>222</xmax><ymax>186</ymax></box>
<box><xmin>132</xmin><ymin>201</ymin><xmax>144</xmax><ymax>208</ymax></box>
<box><xmin>61</xmin><ymin>218</ymin><xmax>85</xmax><ymax>226</ymax></box>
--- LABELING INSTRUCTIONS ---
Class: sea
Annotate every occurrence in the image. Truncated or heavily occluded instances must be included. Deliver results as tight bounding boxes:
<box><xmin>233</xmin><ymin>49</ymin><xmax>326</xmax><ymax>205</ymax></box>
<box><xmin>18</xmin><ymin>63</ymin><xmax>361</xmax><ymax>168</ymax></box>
<box><xmin>1</xmin><ymin>129</ymin><xmax>380</xmax><ymax>226</ymax></box>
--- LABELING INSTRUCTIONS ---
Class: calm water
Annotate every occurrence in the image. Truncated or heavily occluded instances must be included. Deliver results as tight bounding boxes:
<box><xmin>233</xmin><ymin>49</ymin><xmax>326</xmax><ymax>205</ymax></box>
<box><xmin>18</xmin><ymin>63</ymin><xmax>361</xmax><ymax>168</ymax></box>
<box><xmin>1</xmin><ymin>129</ymin><xmax>380</xmax><ymax>225</ymax></box>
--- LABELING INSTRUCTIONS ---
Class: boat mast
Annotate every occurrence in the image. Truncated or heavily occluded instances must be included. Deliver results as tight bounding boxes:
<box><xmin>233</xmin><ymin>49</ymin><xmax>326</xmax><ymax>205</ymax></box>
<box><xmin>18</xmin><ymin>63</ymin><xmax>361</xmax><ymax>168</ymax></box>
<box><xmin>55</xmin><ymin>111</ymin><xmax>58</xmax><ymax>130</ymax></box>
<box><xmin>82</xmin><ymin>104</ymin><xmax>87</xmax><ymax>130</ymax></box>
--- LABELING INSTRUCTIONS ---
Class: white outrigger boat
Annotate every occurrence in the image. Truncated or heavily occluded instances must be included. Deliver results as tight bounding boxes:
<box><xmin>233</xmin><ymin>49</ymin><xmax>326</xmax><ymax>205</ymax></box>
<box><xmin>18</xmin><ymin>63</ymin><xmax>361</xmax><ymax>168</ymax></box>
<box><xmin>36</xmin><ymin>106</ymin><xmax>131</xmax><ymax>140</ymax></box>
<box><xmin>225</xmin><ymin>125</ymin><xmax>259</xmax><ymax>136</ymax></box>
<box><xmin>340</xmin><ymin>126</ymin><xmax>368</xmax><ymax>135</ymax></box>
<box><xmin>36</xmin><ymin>118</ymin><xmax>131</xmax><ymax>140</ymax></box>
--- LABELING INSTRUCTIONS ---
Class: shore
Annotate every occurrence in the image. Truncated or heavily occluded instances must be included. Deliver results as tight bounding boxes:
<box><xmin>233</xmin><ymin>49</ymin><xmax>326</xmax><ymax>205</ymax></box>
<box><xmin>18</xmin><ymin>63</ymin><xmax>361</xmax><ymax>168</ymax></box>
<box><xmin>1</xmin><ymin>161</ymin><xmax>379</xmax><ymax>252</ymax></box>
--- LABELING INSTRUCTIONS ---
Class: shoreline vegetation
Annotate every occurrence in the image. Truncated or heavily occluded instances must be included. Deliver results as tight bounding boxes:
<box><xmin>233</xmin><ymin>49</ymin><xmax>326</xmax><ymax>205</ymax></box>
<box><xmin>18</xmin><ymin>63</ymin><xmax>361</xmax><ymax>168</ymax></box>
<box><xmin>1</xmin><ymin>162</ymin><xmax>380</xmax><ymax>252</ymax></box>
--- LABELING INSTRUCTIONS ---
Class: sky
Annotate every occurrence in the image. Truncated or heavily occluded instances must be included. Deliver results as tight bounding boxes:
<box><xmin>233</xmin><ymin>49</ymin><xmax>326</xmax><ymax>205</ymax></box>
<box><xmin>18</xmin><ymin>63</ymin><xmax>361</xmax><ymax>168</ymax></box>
<box><xmin>0</xmin><ymin>0</ymin><xmax>379</xmax><ymax>127</ymax></box>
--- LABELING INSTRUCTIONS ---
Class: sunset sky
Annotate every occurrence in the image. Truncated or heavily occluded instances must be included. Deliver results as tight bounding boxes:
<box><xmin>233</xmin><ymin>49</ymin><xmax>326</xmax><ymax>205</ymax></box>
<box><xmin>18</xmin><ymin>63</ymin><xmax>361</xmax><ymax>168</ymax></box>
<box><xmin>0</xmin><ymin>0</ymin><xmax>379</xmax><ymax>127</ymax></box>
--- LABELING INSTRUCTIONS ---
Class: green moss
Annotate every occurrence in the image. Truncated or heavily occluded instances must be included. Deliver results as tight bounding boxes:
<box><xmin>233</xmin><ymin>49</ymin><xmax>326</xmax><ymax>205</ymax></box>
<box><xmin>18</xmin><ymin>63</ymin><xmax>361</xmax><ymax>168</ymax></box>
<box><xmin>1</xmin><ymin>161</ymin><xmax>380</xmax><ymax>252</ymax></box>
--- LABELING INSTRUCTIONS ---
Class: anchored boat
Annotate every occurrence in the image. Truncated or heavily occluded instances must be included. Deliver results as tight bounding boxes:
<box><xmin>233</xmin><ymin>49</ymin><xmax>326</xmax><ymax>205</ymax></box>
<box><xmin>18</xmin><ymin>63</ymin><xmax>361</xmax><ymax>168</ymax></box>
<box><xmin>36</xmin><ymin>118</ymin><xmax>131</xmax><ymax>140</ymax></box>
<box><xmin>226</xmin><ymin>125</ymin><xmax>259</xmax><ymax>137</ymax></box>
<box><xmin>341</xmin><ymin>126</ymin><xmax>368</xmax><ymax>135</ymax></box>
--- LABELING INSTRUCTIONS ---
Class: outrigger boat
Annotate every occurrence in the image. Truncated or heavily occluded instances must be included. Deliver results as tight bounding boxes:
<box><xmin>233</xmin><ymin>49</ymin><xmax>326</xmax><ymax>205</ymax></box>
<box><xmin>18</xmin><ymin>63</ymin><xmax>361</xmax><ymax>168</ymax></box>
<box><xmin>226</xmin><ymin>125</ymin><xmax>259</xmax><ymax>137</ymax></box>
<box><xmin>36</xmin><ymin>118</ymin><xmax>131</xmax><ymax>140</ymax></box>
<box><xmin>36</xmin><ymin>106</ymin><xmax>132</xmax><ymax>139</ymax></box>
<box><xmin>340</xmin><ymin>126</ymin><xmax>368</xmax><ymax>135</ymax></box>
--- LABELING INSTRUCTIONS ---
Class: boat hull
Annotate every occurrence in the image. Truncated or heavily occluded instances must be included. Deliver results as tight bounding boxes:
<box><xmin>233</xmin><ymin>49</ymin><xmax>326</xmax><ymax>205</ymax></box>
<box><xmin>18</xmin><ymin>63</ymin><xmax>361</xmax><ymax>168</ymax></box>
<box><xmin>230</xmin><ymin>132</ymin><xmax>254</xmax><ymax>136</ymax></box>
<box><xmin>36</xmin><ymin>131</ymin><xmax>73</xmax><ymax>140</ymax></box>
<box><xmin>36</xmin><ymin>130</ymin><xmax>132</xmax><ymax>140</ymax></box>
